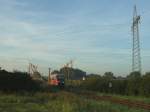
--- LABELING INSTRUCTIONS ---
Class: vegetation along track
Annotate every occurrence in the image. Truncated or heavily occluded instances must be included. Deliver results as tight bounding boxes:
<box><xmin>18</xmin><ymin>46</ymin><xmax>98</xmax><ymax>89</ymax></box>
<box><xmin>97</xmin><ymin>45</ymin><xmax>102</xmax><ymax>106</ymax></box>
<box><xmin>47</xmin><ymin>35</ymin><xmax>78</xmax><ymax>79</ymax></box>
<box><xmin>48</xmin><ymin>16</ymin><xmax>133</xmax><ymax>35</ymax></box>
<box><xmin>67</xmin><ymin>89</ymin><xmax>150</xmax><ymax>110</ymax></box>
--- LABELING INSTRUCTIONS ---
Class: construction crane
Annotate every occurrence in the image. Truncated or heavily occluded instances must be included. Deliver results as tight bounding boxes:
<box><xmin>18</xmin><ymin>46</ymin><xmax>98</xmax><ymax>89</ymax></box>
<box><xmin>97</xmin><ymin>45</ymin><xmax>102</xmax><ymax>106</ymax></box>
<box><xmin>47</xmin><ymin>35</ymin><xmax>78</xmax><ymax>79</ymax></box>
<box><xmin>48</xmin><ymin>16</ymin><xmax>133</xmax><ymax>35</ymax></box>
<box><xmin>64</xmin><ymin>60</ymin><xmax>74</xmax><ymax>80</ymax></box>
<box><xmin>65</xmin><ymin>60</ymin><xmax>74</xmax><ymax>68</ymax></box>
<box><xmin>28</xmin><ymin>63</ymin><xmax>43</xmax><ymax>81</ymax></box>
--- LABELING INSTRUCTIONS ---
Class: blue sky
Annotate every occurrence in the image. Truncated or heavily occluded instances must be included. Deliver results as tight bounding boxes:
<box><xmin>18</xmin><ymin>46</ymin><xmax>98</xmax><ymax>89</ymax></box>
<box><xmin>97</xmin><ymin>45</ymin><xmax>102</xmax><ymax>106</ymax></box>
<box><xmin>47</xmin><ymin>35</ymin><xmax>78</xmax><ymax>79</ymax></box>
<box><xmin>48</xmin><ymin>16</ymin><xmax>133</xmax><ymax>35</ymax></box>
<box><xmin>0</xmin><ymin>0</ymin><xmax>150</xmax><ymax>76</ymax></box>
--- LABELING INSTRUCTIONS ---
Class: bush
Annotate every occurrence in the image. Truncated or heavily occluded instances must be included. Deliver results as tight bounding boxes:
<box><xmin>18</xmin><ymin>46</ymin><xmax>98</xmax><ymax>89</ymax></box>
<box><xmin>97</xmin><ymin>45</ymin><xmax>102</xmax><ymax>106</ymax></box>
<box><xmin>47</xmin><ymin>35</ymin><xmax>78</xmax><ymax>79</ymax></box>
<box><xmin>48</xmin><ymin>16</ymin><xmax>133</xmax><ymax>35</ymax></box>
<box><xmin>71</xmin><ymin>71</ymin><xmax>150</xmax><ymax>97</ymax></box>
<box><xmin>0</xmin><ymin>69</ymin><xmax>40</xmax><ymax>91</ymax></box>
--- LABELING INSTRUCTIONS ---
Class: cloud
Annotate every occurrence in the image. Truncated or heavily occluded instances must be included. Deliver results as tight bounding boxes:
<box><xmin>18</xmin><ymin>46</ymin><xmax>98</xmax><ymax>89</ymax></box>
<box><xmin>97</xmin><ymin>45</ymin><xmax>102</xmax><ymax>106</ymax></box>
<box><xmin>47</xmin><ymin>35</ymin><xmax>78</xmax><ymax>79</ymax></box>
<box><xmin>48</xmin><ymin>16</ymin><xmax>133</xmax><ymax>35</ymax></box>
<box><xmin>0</xmin><ymin>0</ymin><xmax>150</xmax><ymax>75</ymax></box>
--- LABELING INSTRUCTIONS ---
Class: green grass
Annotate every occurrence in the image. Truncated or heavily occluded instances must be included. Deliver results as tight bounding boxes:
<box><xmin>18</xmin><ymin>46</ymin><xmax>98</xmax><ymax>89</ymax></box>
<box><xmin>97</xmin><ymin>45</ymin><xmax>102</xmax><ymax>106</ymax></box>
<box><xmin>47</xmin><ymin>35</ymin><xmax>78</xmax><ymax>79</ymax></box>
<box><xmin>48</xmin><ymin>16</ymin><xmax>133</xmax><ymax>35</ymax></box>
<box><xmin>0</xmin><ymin>91</ymin><xmax>149</xmax><ymax>112</ymax></box>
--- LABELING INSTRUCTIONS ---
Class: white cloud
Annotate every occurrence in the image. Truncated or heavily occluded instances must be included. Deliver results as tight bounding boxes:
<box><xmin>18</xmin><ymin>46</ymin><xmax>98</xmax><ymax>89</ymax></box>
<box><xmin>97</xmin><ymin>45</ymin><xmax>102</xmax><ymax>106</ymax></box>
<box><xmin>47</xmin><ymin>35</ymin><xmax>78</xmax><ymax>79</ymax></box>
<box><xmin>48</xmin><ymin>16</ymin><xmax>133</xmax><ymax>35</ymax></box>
<box><xmin>0</xmin><ymin>0</ymin><xmax>149</xmax><ymax>75</ymax></box>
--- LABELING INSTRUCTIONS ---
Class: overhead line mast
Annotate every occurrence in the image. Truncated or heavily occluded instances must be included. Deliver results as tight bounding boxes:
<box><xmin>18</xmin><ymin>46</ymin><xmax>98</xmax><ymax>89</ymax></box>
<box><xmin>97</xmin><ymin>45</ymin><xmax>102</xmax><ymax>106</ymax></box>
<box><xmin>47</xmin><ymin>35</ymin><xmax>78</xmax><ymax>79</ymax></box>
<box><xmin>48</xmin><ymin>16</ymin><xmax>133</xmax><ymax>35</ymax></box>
<box><xmin>132</xmin><ymin>5</ymin><xmax>142</xmax><ymax>73</ymax></box>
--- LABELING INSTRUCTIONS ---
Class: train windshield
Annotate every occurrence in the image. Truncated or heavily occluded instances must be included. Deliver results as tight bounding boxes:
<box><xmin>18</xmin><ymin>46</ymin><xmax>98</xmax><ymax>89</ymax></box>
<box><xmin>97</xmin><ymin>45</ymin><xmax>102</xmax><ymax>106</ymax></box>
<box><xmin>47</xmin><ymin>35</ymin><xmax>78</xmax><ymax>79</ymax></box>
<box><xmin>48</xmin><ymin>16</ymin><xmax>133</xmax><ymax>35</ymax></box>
<box><xmin>57</xmin><ymin>75</ymin><xmax>64</xmax><ymax>80</ymax></box>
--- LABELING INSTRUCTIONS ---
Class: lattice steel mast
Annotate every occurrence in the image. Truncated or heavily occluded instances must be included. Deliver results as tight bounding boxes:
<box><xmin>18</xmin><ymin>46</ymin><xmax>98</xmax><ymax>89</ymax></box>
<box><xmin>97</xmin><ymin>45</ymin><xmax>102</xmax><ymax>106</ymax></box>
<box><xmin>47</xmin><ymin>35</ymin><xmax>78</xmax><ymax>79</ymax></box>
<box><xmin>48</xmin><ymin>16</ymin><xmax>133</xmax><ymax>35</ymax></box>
<box><xmin>132</xmin><ymin>5</ymin><xmax>141</xmax><ymax>73</ymax></box>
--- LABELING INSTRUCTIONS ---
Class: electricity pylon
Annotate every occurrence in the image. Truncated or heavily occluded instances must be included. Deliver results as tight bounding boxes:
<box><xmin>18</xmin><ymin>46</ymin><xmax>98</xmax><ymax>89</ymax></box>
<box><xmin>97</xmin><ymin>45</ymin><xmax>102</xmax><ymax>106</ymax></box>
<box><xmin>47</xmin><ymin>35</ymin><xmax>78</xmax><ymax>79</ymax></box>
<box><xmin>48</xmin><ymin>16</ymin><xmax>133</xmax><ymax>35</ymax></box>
<box><xmin>132</xmin><ymin>5</ymin><xmax>141</xmax><ymax>73</ymax></box>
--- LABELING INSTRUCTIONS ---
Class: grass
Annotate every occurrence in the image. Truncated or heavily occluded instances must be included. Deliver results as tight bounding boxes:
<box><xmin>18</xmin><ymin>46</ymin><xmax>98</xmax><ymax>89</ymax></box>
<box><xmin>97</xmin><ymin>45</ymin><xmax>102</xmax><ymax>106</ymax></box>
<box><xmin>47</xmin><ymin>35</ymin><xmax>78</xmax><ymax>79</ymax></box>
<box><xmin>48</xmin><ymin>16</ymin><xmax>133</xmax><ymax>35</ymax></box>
<box><xmin>0</xmin><ymin>91</ymin><xmax>149</xmax><ymax>112</ymax></box>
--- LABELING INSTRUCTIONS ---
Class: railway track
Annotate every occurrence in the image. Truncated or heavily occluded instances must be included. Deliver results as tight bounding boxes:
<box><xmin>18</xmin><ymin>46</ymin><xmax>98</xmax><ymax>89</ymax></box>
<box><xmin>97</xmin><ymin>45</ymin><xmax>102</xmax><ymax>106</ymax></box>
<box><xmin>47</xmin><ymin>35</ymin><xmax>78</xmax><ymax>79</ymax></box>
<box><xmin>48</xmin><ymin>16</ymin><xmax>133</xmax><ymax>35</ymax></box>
<box><xmin>66</xmin><ymin>89</ymin><xmax>150</xmax><ymax>110</ymax></box>
<box><xmin>86</xmin><ymin>95</ymin><xmax>150</xmax><ymax>110</ymax></box>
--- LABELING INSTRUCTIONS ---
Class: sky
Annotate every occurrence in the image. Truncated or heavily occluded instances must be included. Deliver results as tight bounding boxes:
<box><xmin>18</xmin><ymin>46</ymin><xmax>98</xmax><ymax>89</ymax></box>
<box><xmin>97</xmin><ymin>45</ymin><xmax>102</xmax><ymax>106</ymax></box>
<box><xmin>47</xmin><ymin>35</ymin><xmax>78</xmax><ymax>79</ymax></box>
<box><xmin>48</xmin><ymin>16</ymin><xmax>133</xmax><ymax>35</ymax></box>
<box><xmin>0</xmin><ymin>0</ymin><xmax>150</xmax><ymax>76</ymax></box>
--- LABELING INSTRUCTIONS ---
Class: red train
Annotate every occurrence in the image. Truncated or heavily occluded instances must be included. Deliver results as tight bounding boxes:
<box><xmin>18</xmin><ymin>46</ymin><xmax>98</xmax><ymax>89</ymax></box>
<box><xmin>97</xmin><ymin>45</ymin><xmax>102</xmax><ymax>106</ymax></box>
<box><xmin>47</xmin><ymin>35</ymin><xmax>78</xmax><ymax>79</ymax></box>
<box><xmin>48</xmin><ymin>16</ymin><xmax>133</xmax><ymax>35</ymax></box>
<box><xmin>48</xmin><ymin>73</ymin><xmax>65</xmax><ymax>87</ymax></box>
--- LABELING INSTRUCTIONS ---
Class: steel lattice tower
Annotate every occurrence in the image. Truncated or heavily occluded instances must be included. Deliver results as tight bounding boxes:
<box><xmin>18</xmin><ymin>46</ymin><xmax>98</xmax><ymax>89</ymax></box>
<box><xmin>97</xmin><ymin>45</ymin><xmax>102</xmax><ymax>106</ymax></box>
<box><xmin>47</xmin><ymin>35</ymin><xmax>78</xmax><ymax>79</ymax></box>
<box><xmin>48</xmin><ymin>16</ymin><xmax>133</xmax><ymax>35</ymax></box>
<box><xmin>132</xmin><ymin>5</ymin><xmax>141</xmax><ymax>73</ymax></box>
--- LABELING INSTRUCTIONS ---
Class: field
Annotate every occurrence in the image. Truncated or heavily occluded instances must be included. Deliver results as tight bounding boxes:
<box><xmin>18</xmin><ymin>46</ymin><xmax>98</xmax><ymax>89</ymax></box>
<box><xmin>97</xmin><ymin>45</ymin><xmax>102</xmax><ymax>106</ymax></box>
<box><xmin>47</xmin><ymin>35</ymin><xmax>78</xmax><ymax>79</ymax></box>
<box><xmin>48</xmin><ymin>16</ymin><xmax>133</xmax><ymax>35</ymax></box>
<box><xmin>0</xmin><ymin>91</ymin><xmax>149</xmax><ymax>112</ymax></box>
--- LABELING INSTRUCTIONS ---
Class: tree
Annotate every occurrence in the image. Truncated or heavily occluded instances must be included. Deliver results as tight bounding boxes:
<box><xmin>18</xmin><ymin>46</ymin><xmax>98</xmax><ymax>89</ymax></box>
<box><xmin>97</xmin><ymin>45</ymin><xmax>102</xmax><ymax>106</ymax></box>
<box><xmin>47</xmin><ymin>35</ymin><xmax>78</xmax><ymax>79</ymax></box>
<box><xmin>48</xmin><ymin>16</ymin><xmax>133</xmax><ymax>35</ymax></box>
<box><xmin>103</xmin><ymin>72</ymin><xmax>115</xmax><ymax>79</ymax></box>
<box><xmin>51</xmin><ymin>70</ymin><xmax>60</xmax><ymax>74</ymax></box>
<box><xmin>139</xmin><ymin>72</ymin><xmax>150</xmax><ymax>96</ymax></box>
<box><xmin>60</xmin><ymin>67</ymin><xmax>86</xmax><ymax>80</ymax></box>
<box><xmin>0</xmin><ymin>69</ymin><xmax>39</xmax><ymax>91</ymax></box>
<box><xmin>126</xmin><ymin>72</ymin><xmax>141</xmax><ymax>95</ymax></box>
<box><xmin>127</xmin><ymin>71</ymin><xmax>141</xmax><ymax>79</ymax></box>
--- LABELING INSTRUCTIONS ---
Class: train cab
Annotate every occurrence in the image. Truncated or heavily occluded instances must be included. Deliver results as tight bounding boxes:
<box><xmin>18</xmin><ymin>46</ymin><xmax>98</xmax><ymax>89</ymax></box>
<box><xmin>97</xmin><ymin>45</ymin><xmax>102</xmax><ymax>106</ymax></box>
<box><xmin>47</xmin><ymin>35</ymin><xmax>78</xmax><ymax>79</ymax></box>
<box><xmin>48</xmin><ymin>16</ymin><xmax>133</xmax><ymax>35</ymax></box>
<box><xmin>48</xmin><ymin>73</ymin><xmax>65</xmax><ymax>87</ymax></box>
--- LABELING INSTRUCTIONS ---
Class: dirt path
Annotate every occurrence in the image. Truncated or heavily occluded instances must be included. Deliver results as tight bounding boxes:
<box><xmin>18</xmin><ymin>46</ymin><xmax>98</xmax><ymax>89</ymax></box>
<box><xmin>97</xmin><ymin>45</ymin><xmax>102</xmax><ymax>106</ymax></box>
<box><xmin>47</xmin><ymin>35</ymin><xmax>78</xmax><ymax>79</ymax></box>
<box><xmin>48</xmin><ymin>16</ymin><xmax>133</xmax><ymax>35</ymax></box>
<box><xmin>87</xmin><ymin>95</ymin><xmax>150</xmax><ymax>110</ymax></box>
<box><xmin>66</xmin><ymin>89</ymin><xmax>150</xmax><ymax>111</ymax></box>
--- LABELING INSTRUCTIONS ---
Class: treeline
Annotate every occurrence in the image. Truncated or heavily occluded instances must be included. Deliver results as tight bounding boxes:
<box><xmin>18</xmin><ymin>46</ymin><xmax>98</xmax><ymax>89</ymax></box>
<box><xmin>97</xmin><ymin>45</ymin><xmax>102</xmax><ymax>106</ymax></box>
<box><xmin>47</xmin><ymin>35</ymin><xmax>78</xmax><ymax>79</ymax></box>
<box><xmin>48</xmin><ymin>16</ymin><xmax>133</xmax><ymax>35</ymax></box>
<box><xmin>60</xmin><ymin>67</ymin><xmax>86</xmax><ymax>80</ymax></box>
<box><xmin>77</xmin><ymin>72</ymin><xmax>150</xmax><ymax>97</ymax></box>
<box><xmin>0</xmin><ymin>69</ymin><xmax>39</xmax><ymax>91</ymax></box>
<box><xmin>51</xmin><ymin>67</ymin><xmax>86</xmax><ymax>80</ymax></box>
